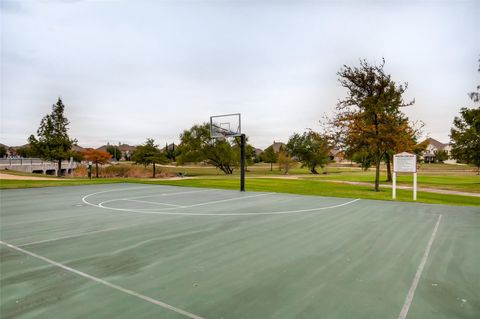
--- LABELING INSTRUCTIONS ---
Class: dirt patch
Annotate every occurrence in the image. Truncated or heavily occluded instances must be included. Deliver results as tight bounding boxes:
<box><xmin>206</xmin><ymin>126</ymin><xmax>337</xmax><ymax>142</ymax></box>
<box><xmin>0</xmin><ymin>173</ymin><xmax>59</xmax><ymax>181</ymax></box>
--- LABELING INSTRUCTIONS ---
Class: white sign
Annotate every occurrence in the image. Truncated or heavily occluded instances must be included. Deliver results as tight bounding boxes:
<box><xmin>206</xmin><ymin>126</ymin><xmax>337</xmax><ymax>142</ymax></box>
<box><xmin>393</xmin><ymin>152</ymin><xmax>417</xmax><ymax>173</ymax></box>
<box><xmin>392</xmin><ymin>152</ymin><xmax>418</xmax><ymax>201</ymax></box>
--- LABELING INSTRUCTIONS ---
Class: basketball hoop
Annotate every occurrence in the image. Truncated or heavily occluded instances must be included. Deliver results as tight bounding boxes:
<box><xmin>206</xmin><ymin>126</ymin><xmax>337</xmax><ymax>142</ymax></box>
<box><xmin>209</xmin><ymin>113</ymin><xmax>245</xmax><ymax>192</ymax></box>
<box><xmin>210</xmin><ymin>113</ymin><xmax>241</xmax><ymax>139</ymax></box>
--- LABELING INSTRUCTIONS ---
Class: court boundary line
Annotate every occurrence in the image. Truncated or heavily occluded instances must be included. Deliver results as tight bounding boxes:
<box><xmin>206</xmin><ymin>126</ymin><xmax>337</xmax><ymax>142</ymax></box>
<box><xmin>397</xmin><ymin>214</ymin><xmax>443</xmax><ymax>319</ymax></box>
<box><xmin>0</xmin><ymin>240</ymin><xmax>204</xmax><ymax>319</ymax></box>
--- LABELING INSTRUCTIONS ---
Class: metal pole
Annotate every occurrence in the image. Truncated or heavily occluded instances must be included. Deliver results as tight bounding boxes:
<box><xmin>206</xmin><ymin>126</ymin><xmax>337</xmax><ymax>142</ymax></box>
<box><xmin>240</xmin><ymin>134</ymin><xmax>245</xmax><ymax>192</ymax></box>
<box><xmin>413</xmin><ymin>172</ymin><xmax>417</xmax><ymax>201</ymax></box>
<box><xmin>392</xmin><ymin>172</ymin><xmax>396</xmax><ymax>199</ymax></box>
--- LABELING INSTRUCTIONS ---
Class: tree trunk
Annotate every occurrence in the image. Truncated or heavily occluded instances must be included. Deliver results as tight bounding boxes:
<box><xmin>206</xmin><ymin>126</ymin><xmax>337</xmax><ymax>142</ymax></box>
<box><xmin>153</xmin><ymin>162</ymin><xmax>156</xmax><ymax>178</ymax></box>
<box><xmin>270</xmin><ymin>162</ymin><xmax>273</xmax><ymax>171</ymax></box>
<box><xmin>95</xmin><ymin>162</ymin><xmax>99</xmax><ymax>178</ymax></box>
<box><xmin>310</xmin><ymin>167</ymin><xmax>319</xmax><ymax>174</ymax></box>
<box><xmin>57</xmin><ymin>159</ymin><xmax>62</xmax><ymax>177</ymax></box>
<box><xmin>374</xmin><ymin>158</ymin><xmax>380</xmax><ymax>192</ymax></box>
<box><xmin>385</xmin><ymin>153</ymin><xmax>392</xmax><ymax>182</ymax></box>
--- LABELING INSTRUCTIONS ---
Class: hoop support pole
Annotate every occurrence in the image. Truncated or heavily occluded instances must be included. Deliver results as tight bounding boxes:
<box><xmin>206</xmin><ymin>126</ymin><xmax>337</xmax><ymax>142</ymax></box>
<box><xmin>240</xmin><ymin>134</ymin><xmax>245</xmax><ymax>192</ymax></box>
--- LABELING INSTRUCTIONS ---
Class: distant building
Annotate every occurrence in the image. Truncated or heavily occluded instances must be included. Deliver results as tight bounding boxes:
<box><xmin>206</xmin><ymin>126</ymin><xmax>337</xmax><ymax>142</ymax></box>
<box><xmin>254</xmin><ymin>148</ymin><xmax>263</xmax><ymax>157</ymax></box>
<box><xmin>162</xmin><ymin>143</ymin><xmax>176</xmax><ymax>152</ymax></box>
<box><xmin>267</xmin><ymin>141</ymin><xmax>286</xmax><ymax>153</ymax></box>
<box><xmin>421</xmin><ymin>138</ymin><xmax>452</xmax><ymax>163</ymax></box>
<box><xmin>96</xmin><ymin>143</ymin><xmax>137</xmax><ymax>160</ymax></box>
<box><xmin>72</xmin><ymin>145</ymin><xmax>87</xmax><ymax>153</ymax></box>
<box><xmin>329</xmin><ymin>149</ymin><xmax>345</xmax><ymax>163</ymax></box>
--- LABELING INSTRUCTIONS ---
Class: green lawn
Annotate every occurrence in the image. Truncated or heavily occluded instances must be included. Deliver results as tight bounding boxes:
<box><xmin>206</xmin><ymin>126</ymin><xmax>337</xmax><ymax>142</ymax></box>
<box><xmin>144</xmin><ymin>178</ymin><xmax>480</xmax><ymax>207</ymax></box>
<box><xmin>157</xmin><ymin>163</ymin><xmax>480</xmax><ymax>193</ymax></box>
<box><xmin>302</xmin><ymin>171</ymin><xmax>480</xmax><ymax>193</ymax></box>
<box><xmin>2</xmin><ymin>177</ymin><xmax>478</xmax><ymax>207</ymax></box>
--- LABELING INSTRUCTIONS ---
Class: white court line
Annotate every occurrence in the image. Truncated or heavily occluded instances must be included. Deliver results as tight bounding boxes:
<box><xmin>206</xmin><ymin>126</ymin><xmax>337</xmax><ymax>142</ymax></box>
<box><xmin>397</xmin><ymin>214</ymin><xmax>443</xmax><ymax>319</ymax></box>
<box><xmin>85</xmin><ymin>192</ymin><xmax>360</xmax><ymax>216</ymax></box>
<box><xmin>82</xmin><ymin>187</ymin><xmax>210</xmax><ymax>210</ymax></box>
<box><xmin>173</xmin><ymin>192</ymin><xmax>275</xmax><ymax>209</ymax></box>
<box><xmin>97</xmin><ymin>192</ymin><xmax>275</xmax><ymax>212</ymax></box>
<box><xmin>125</xmin><ymin>189</ymin><xmax>209</xmax><ymax>200</ymax></box>
<box><xmin>0</xmin><ymin>240</ymin><xmax>204</xmax><ymax>319</ymax></box>
<box><xmin>122</xmin><ymin>199</ymin><xmax>184</xmax><ymax>208</ymax></box>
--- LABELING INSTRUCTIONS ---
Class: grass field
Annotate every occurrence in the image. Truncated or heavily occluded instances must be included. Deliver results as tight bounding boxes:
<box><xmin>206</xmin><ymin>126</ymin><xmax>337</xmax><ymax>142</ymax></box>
<box><xmin>1</xmin><ymin>162</ymin><xmax>479</xmax><ymax>207</ymax></box>
<box><xmin>1</xmin><ymin>184</ymin><xmax>479</xmax><ymax>319</ymax></box>
<box><xmin>1</xmin><ymin>176</ymin><xmax>479</xmax><ymax>207</ymax></box>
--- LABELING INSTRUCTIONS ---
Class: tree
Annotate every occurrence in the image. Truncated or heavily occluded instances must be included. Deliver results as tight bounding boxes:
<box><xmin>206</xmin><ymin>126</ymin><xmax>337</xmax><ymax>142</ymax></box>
<box><xmin>450</xmin><ymin>107</ymin><xmax>480</xmax><ymax>173</ymax></box>
<box><xmin>286</xmin><ymin>130</ymin><xmax>331</xmax><ymax>174</ymax></box>
<box><xmin>176</xmin><ymin>123</ymin><xmax>246</xmax><ymax>174</ymax></box>
<box><xmin>0</xmin><ymin>145</ymin><xmax>6</xmax><ymax>158</ymax></box>
<box><xmin>261</xmin><ymin>146</ymin><xmax>277</xmax><ymax>171</ymax></box>
<box><xmin>450</xmin><ymin>59</ymin><xmax>480</xmax><ymax>173</ymax></box>
<box><xmin>106</xmin><ymin>145</ymin><xmax>121</xmax><ymax>161</ymax></box>
<box><xmin>132</xmin><ymin>138</ymin><xmax>167</xmax><ymax>178</ymax></box>
<box><xmin>277</xmin><ymin>147</ymin><xmax>295</xmax><ymax>174</ymax></box>
<box><xmin>351</xmin><ymin>150</ymin><xmax>374</xmax><ymax>171</ymax></box>
<box><xmin>28</xmin><ymin>98</ymin><xmax>77</xmax><ymax>176</ymax></box>
<box><xmin>334</xmin><ymin>59</ymin><xmax>414</xmax><ymax>191</ymax></box>
<box><xmin>16</xmin><ymin>145</ymin><xmax>38</xmax><ymax>158</ymax></box>
<box><xmin>82</xmin><ymin>149</ymin><xmax>112</xmax><ymax>178</ymax></box>
<box><xmin>434</xmin><ymin>150</ymin><xmax>448</xmax><ymax>163</ymax></box>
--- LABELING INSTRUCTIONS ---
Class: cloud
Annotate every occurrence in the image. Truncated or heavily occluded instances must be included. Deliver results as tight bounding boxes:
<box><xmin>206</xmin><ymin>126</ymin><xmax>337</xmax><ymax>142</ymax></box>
<box><xmin>0</xmin><ymin>0</ymin><xmax>28</xmax><ymax>14</ymax></box>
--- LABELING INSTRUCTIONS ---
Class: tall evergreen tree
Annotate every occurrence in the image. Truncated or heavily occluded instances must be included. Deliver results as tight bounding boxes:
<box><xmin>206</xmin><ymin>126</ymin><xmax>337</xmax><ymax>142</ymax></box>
<box><xmin>28</xmin><ymin>98</ymin><xmax>77</xmax><ymax>176</ymax></box>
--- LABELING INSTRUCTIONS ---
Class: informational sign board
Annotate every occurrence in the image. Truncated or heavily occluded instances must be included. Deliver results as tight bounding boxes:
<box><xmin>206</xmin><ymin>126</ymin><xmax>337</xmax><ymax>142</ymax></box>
<box><xmin>392</xmin><ymin>152</ymin><xmax>418</xmax><ymax>201</ymax></box>
<box><xmin>393</xmin><ymin>152</ymin><xmax>417</xmax><ymax>173</ymax></box>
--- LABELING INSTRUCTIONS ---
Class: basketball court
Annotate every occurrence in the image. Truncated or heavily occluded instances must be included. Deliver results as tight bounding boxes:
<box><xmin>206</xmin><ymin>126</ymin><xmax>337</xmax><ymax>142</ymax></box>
<box><xmin>1</xmin><ymin>184</ymin><xmax>479</xmax><ymax>318</ymax></box>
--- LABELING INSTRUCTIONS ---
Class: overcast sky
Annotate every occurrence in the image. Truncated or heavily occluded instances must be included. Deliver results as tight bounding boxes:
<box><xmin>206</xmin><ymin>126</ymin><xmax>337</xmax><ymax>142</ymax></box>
<box><xmin>1</xmin><ymin>0</ymin><xmax>478</xmax><ymax>149</ymax></box>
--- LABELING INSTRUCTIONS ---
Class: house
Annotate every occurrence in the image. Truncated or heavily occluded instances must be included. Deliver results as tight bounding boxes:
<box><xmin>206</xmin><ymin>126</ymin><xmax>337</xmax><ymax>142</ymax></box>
<box><xmin>162</xmin><ymin>143</ymin><xmax>176</xmax><ymax>153</ymax></box>
<box><xmin>329</xmin><ymin>149</ymin><xmax>345</xmax><ymax>163</ymax></box>
<box><xmin>254</xmin><ymin>148</ymin><xmax>263</xmax><ymax>157</ymax></box>
<box><xmin>267</xmin><ymin>141</ymin><xmax>286</xmax><ymax>153</ymax></box>
<box><xmin>72</xmin><ymin>145</ymin><xmax>87</xmax><ymax>153</ymax></box>
<box><xmin>96</xmin><ymin>143</ymin><xmax>137</xmax><ymax>160</ymax></box>
<box><xmin>421</xmin><ymin>138</ymin><xmax>452</xmax><ymax>163</ymax></box>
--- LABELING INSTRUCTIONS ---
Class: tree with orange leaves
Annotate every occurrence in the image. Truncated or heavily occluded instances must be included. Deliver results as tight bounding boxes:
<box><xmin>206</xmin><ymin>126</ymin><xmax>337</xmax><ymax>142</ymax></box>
<box><xmin>334</xmin><ymin>58</ymin><xmax>416</xmax><ymax>192</ymax></box>
<box><xmin>82</xmin><ymin>149</ymin><xmax>112</xmax><ymax>178</ymax></box>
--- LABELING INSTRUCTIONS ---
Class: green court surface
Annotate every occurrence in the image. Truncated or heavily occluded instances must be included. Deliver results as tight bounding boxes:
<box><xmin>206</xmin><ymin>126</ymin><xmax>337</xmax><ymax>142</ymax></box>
<box><xmin>1</xmin><ymin>184</ymin><xmax>479</xmax><ymax>319</ymax></box>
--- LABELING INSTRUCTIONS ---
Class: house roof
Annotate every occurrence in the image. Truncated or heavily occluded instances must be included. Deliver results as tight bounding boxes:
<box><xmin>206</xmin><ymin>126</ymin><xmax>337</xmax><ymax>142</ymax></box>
<box><xmin>254</xmin><ymin>148</ymin><xmax>263</xmax><ymax>156</ymax></box>
<box><xmin>162</xmin><ymin>143</ymin><xmax>176</xmax><ymax>152</ymax></box>
<box><xmin>118</xmin><ymin>144</ymin><xmax>136</xmax><ymax>152</ymax></box>
<box><xmin>268</xmin><ymin>141</ymin><xmax>286</xmax><ymax>153</ymax></box>
<box><xmin>72</xmin><ymin>145</ymin><xmax>87</xmax><ymax>152</ymax></box>
<box><xmin>423</xmin><ymin>138</ymin><xmax>448</xmax><ymax>150</ymax></box>
<box><xmin>330</xmin><ymin>149</ymin><xmax>344</xmax><ymax>156</ymax></box>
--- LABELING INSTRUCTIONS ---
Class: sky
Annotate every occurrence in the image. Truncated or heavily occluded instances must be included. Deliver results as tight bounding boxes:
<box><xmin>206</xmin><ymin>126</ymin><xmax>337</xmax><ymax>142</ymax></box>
<box><xmin>1</xmin><ymin>0</ymin><xmax>479</xmax><ymax>149</ymax></box>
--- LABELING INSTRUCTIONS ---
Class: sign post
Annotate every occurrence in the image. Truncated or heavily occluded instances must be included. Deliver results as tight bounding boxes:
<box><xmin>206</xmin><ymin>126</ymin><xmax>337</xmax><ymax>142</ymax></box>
<box><xmin>393</xmin><ymin>152</ymin><xmax>417</xmax><ymax>201</ymax></box>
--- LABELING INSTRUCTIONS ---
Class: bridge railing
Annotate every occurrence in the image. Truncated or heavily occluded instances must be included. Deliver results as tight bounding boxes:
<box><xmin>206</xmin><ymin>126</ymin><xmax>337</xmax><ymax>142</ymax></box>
<box><xmin>0</xmin><ymin>158</ymin><xmax>75</xmax><ymax>166</ymax></box>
